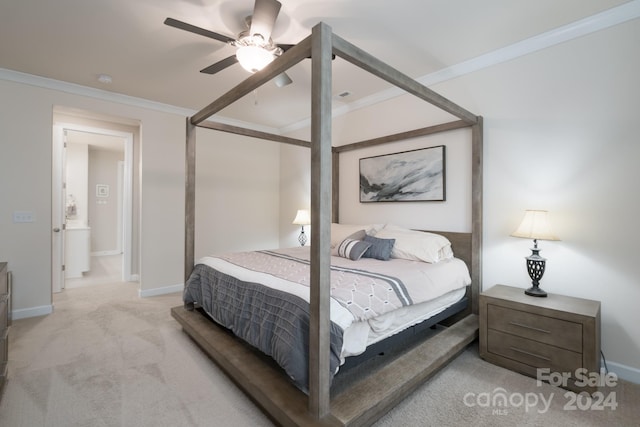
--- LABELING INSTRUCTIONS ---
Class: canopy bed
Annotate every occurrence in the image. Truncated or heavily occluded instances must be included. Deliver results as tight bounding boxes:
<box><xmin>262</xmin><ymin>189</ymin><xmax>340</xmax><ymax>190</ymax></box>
<box><xmin>171</xmin><ymin>22</ymin><xmax>483</xmax><ymax>426</ymax></box>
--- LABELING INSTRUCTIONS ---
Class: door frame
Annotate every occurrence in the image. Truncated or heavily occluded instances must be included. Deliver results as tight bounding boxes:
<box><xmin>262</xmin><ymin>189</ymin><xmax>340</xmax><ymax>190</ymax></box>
<box><xmin>52</xmin><ymin>123</ymin><xmax>135</xmax><ymax>291</ymax></box>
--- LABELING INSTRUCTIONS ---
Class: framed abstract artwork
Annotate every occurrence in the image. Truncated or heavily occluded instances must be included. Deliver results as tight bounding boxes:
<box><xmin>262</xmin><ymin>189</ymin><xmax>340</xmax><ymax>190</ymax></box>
<box><xmin>359</xmin><ymin>145</ymin><xmax>445</xmax><ymax>202</ymax></box>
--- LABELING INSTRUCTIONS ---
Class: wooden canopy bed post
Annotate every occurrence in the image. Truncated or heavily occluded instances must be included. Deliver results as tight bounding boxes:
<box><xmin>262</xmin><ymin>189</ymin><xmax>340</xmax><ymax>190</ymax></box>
<box><xmin>185</xmin><ymin>119</ymin><xmax>196</xmax><ymax>282</ymax></box>
<box><xmin>309</xmin><ymin>22</ymin><xmax>333</xmax><ymax>419</ymax></box>
<box><xmin>178</xmin><ymin>21</ymin><xmax>483</xmax><ymax>426</ymax></box>
<box><xmin>471</xmin><ymin>117</ymin><xmax>483</xmax><ymax>314</ymax></box>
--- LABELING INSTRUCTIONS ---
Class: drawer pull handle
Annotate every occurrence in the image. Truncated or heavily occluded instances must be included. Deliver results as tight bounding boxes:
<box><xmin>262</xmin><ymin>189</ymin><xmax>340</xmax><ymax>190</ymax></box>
<box><xmin>508</xmin><ymin>321</ymin><xmax>550</xmax><ymax>334</ymax></box>
<box><xmin>509</xmin><ymin>346</ymin><xmax>551</xmax><ymax>361</ymax></box>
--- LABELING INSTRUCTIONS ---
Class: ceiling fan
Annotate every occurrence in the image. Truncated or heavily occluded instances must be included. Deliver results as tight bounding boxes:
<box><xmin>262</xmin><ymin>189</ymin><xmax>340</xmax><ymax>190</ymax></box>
<box><xmin>165</xmin><ymin>0</ymin><xmax>294</xmax><ymax>87</ymax></box>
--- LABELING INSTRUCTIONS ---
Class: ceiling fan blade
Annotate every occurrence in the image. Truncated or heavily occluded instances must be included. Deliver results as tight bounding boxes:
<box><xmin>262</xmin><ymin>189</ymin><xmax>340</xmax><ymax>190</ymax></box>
<box><xmin>273</xmin><ymin>72</ymin><xmax>292</xmax><ymax>88</ymax></box>
<box><xmin>200</xmin><ymin>55</ymin><xmax>239</xmax><ymax>74</ymax></box>
<box><xmin>249</xmin><ymin>0</ymin><xmax>281</xmax><ymax>41</ymax></box>
<box><xmin>164</xmin><ymin>17</ymin><xmax>235</xmax><ymax>44</ymax></box>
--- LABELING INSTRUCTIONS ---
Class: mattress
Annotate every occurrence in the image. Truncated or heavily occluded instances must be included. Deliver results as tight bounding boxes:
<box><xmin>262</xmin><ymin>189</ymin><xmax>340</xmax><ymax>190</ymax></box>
<box><xmin>184</xmin><ymin>246</ymin><xmax>471</xmax><ymax>391</ymax></box>
<box><xmin>341</xmin><ymin>287</ymin><xmax>467</xmax><ymax>359</ymax></box>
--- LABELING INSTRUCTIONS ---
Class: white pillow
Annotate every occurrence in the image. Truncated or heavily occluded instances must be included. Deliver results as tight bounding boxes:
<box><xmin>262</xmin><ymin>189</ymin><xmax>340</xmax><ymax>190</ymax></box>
<box><xmin>330</xmin><ymin>223</ymin><xmax>383</xmax><ymax>249</ymax></box>
<box><xmin>374</xmin><ymin>224</ymin><xmax>453</xmax><ymax>263</ymax></box>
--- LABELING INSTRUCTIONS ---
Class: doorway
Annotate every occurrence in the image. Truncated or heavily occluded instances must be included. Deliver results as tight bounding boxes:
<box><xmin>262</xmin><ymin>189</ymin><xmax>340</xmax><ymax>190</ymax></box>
<box><xmin>52</xmin><ymin>123</ymin><xmax>135</xmax><ymax>292</ymax></box>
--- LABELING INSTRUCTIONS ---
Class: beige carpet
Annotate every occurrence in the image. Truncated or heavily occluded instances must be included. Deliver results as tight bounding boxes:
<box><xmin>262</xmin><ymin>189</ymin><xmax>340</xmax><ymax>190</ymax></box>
<box><xmin>1</xmin><ymin>282</ymin><xmax>638</xmax><ymax>427</ymax></box>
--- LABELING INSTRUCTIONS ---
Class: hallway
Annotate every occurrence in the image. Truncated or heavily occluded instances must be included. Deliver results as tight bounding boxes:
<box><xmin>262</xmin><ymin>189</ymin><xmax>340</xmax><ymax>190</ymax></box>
<box><xmin>65</xmin><ymin>254</ymin><xmax>124</xmax><ymax>288</ymax></box>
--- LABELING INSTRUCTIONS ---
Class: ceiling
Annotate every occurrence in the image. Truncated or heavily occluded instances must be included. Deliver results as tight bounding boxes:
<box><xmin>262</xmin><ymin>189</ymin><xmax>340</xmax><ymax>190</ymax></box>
<box><xmin>67</xmin><ymin>130</ymin><xmax>125</xmax><ymax>153</ymax></box>
<box><xmin>0</xmin><ymin>0</ymin><xmax>632</xmax><ymax>130</ymax></box>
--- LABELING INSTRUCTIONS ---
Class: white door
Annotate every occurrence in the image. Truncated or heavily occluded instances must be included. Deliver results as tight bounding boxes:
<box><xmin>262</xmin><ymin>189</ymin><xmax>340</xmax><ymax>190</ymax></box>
<box><xmin>52</xmin><ymin>126</ymin><xmax>66</xmax><ymax>293</ymax></box>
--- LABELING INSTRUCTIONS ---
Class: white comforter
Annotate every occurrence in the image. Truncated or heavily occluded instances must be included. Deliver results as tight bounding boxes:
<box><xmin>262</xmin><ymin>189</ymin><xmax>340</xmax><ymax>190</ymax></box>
<box><xmin>197</xmin><ymin>246</ymin><xmax>471</xmax><ymax>359</ymax></box>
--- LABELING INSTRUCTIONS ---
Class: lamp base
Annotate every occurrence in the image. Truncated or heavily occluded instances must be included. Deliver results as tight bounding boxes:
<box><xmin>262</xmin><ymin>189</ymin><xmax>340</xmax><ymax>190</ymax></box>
<box><xmin>524</xmin><ymin>240</ymin><xmax>547</xmax><ymax>297</ymax></box>
<box><xmin>525</xmin><ymin>285</ymin><xmax>547</xmax><ymax>297</ymax></box>
<box><xmin>298</xmin><ymin>229</ymin><xmax>307</xmax><ymax>246</ymax></box>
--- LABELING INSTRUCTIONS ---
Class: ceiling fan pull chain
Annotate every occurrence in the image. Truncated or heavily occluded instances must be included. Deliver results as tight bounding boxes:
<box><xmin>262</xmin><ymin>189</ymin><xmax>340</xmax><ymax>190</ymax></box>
<box><xmin>254</xmin><ymin>89</ymin><xmax>259</xmax><ymax>106</ymax></box>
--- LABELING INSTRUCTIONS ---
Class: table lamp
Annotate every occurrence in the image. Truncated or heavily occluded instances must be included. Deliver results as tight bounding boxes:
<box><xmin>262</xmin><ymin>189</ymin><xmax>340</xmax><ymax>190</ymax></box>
<box><xmin>510</xmin><ymin>210</ymin><xmax>559</xmax><ymax>297</ymax></box>
<box><xmin>292</xmin><ymin>209</ymin><xmax>310</xmax><ymax>246</ymax></box>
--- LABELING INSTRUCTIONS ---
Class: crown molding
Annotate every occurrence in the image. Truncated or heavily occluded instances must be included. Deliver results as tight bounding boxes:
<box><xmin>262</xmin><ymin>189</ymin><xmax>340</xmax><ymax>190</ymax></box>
<box><xmin>0</xmin><ymin>68</ymin><xmax>281</xmax><ymax>135</ymax></box>
<box><xmin>280</xmin><ymin>0</ymin><xmax>640</xmax><ymax>134</ymax></box>
<box><xmin>2</xmin><ymin>1</ymin><xmax>638</xmax><ymax>136</ymax></box>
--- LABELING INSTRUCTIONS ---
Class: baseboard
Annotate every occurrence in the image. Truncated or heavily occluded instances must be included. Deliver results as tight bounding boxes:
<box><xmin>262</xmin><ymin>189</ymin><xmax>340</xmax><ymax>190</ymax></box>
<box><xmin>11</xmin><ymin>285</ymin><xmax>180</xmax><ymax>318</ymax></box>
<box><xmin>606</xmin><ymin>360</ymin><xmax>640</xmax><ymax>385</ymax></box>
<box><xmin>12</xmin><ymin>304</ymin><xmax>53</xmax><ymax>320</ymax></box>
<box><xmin>138</xmin><ymin>283</ymin><xmax>183</xmax><ymax>298</ymax></box>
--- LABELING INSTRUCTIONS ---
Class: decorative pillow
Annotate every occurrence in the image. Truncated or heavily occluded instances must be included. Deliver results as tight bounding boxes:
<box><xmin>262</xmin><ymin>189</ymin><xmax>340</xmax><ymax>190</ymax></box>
<box><xmin>337</xmin><ymin>238</ymin><xmax>372</xmax><ymax>261</ymax></box>
<box><xmin>330</xmin><ymin>223</ymin><xmax>383</xmax><ymax>252</ymax></box>
<box><xmin>330</xmin><ymin>229</ymin><xmax>365</xmax><ymax>256</ymax></box>
<box><xmin>362</xmin><ymin>235</ymin><xmax>395</xmax><ymax>261</ymax></box>
<box><xmin>375</xmin><ymin>224</ymin><xmax>453</xmax><ymax>263</ymax></box>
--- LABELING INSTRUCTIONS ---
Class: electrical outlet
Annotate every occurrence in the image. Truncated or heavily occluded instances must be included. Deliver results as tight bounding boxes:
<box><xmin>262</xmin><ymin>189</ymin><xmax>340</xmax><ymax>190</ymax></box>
<box><xmin>13</xmin><ymin>211</ymin><xmax>36</xmax><ymax>223</ymax></box>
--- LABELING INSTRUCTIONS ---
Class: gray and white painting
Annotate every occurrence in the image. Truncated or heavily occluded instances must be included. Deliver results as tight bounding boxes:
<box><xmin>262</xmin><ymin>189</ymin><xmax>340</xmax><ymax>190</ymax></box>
<box><xmin>359</xmin><ymin>146</ymin><xmax>445</xmax><ymax>202</ymax></box>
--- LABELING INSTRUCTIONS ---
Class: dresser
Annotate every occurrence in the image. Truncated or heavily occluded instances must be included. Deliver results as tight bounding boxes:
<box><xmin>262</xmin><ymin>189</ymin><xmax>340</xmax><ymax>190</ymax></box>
<box><xmin>0</xmin><ymin>262</ymin><xmax>9</xmax><ymax>399</ymax></box>
<box><xmin>479</xmin><ymin>284</ymin><xmax>600</xmax><ymax>393</ymax></box>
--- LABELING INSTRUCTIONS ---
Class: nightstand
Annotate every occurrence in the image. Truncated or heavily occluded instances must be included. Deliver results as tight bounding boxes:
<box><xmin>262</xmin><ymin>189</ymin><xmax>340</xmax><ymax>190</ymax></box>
<box><xmin>479</xmin><ymin>284</ymin><xmax>601</xmax><ymax>394</ymax></box>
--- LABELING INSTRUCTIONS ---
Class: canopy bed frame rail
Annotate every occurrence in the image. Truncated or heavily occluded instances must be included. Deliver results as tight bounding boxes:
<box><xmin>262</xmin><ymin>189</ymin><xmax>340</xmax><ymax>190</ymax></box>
<box><xmin>178</xmin><ymin>22</ymin><xmax>483</xmax><ymax>426</ymax></box>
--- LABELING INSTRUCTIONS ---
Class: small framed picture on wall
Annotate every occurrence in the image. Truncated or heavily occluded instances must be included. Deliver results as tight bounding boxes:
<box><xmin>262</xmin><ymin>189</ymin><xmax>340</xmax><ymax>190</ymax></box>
<box><xmin>96</xmin><ymin>184</ymin><xmax>110</xmax><ymax>198</ymax></box>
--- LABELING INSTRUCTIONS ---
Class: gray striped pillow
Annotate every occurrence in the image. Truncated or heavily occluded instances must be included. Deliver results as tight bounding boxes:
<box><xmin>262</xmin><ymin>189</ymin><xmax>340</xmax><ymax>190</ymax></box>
<box><xmin>337</xmin><ymin>238</ymin><xmax>372</xmax><ymax>261</ymax></box>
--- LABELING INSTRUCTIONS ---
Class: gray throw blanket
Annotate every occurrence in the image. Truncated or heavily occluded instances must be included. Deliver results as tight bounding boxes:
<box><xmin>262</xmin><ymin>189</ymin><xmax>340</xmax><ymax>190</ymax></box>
<box><xmin>183</xmin><ymin>264</ymin><xmax>344</xmax><ymax>393</ymax></box>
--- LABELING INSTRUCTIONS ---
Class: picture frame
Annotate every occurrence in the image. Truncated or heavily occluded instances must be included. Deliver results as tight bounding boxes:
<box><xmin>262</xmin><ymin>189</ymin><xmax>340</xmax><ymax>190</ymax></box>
<box><xmin>96</xmin><ymin>184</ymin><xmax>110</xmax><ymax>198</ymax></box>
<box><xmin>359</xmin><ymin>145</ymin><xmax>446</xmax><ymax>202</ymax></box>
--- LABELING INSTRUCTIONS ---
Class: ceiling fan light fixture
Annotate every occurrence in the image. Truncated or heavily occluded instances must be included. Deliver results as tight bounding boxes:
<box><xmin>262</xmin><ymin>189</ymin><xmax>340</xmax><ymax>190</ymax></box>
<box><xmin>236</xmin><ymin>45</ymin><xmax>275</xmax><ymax>73</ymax></box>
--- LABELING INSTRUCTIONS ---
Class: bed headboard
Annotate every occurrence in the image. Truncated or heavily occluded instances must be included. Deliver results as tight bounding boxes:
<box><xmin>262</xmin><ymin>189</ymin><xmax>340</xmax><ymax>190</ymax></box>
<box><xmin>423</xmin><ymin>229</ymin><xmax>474</xmax><ymax>322</ymax></box>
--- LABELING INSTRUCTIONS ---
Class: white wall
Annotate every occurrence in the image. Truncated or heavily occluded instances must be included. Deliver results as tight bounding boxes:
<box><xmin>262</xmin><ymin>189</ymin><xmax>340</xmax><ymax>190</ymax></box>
<box><xmin>279</xmin><ymin>144</ymin><xmax>312</xmax><ymax>248</ymax></box>
<box><xmin>280</xmin><ymin>19</ymin><xmax>640</xmax><ymax>380</ymax></box>
<box><xmin>0</xmin><ymin>77</ymin><xmax>282</xmax><ymax>309</ymax></box>
<box><xmin>461</xmin><ymin>19</ymin><xmax>640</xmax><ymax>376</ymax></box>
<box><xmin>89</xmin><ymin>148</ymin><xmax>124</xmax><ymax>253</ymax></box>
<box><xmin>194</xmin><ymin>127</ymin><xmax>281</xmax><ymax>258</ymax></box>
<box><xmin>0</xmin><ymin>81</ymin><xmax>55</xmax><ymax>314</ymax></box>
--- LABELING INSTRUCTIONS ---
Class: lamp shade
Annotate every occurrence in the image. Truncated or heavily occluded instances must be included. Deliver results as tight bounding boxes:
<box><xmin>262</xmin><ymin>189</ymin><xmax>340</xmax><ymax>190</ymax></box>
<box><xmin>292</xmin><ymin>209</ymin><xmax>311</xmax><ymax>226</ymax></box>
<box><xmin>511</xmin><ymin>210</ymin><xmax>559</xmax><ymax>241</ymax></box>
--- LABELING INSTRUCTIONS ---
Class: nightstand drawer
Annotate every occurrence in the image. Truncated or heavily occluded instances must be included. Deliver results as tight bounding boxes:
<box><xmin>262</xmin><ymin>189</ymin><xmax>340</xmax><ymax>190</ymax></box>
<box><xmin>487</xmin><ymin>329</ymin><xmax>582</xmax><ymax>372</ymax></box>
<box><xmin>488</xmin><ymin>304</ymin><xmax>582</xmax><ymax>352</ymax></box>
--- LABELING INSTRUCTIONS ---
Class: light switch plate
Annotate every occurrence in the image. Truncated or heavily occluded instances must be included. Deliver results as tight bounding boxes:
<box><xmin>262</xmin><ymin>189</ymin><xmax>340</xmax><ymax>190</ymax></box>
<box><xmin>13</xmin><ymin>211</ymin><xmax>36</xmax><ymax>223</ymax></box>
